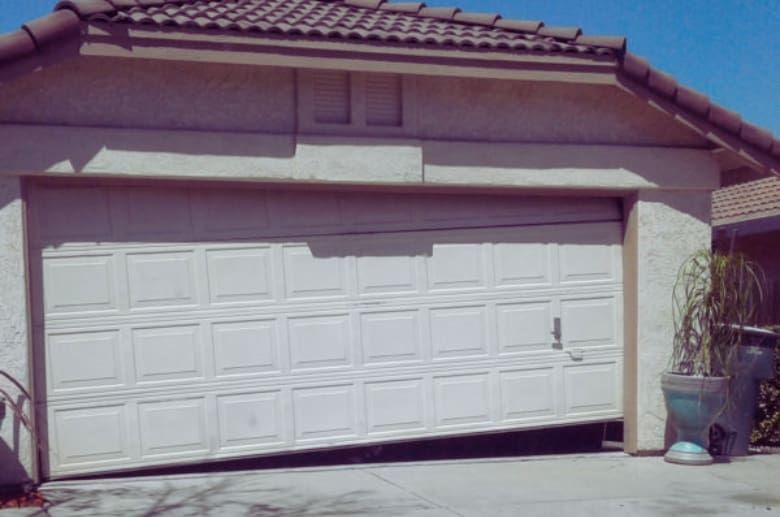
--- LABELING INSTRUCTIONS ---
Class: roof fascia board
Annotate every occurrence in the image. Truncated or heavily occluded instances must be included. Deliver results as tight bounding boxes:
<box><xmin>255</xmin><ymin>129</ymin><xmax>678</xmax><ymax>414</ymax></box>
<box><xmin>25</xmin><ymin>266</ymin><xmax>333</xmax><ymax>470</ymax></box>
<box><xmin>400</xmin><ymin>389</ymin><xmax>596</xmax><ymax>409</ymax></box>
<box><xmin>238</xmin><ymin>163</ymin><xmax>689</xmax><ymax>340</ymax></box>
<box><xmin>615</xmin><ymin>74</ymin><xmax>780</xmax><ymax>177</ymax></box>
<box><xmin>79</xmin><ymin>23</ymin><xmax>618</xmax><ymax>83</ymax></box>
<box><xmin>0</xmin><ymin>37</ymin><xmax>80</xmax><ymax>85</ymax></box>
<box><xmin>714</xmin><ymin>214</ymin><xmax>780</xmax><ymax>235</ymax></box>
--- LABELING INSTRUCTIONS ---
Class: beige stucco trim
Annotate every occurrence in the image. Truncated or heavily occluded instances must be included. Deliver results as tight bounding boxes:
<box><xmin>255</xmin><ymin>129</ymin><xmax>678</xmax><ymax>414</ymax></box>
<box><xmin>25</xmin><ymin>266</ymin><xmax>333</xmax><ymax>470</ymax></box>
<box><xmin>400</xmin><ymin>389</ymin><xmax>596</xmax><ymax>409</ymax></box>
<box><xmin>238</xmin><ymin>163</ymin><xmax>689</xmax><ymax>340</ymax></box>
<box><xmin>0</xmin><ymin>125</ymin><xmax>721</xmax><ymax>192</ymax></box>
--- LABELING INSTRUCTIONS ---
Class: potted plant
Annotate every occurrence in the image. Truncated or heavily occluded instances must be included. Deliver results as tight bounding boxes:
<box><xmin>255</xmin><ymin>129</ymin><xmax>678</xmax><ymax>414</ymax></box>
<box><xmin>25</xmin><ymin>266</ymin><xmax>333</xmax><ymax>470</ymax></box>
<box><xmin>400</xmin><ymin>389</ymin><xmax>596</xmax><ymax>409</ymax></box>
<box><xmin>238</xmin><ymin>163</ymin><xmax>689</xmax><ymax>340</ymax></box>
<box><xmin>662</xmin><ymin>249</ymin><xmax>765</xmax><ymax>465</ymax></box>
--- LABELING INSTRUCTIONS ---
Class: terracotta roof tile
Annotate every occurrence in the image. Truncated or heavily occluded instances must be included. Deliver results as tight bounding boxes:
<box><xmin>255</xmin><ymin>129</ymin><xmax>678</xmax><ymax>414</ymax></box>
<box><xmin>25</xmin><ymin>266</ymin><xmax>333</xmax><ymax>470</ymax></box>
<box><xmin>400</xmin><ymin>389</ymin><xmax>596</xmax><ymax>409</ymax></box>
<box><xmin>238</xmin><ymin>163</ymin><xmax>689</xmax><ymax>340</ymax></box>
<box><xmin>712</xmin><ymin>176</ymin><xmax>780</xmax><ymax>226</ymax></box>
<box><xmin>65</xmin><ymin>0</ymin><xmax>618</xmax><ymax>57</ymax></box>
<box><xmin>0</xmin><ymin>0</ymin><xmax>777</xmax><ymax>168</ymax></box>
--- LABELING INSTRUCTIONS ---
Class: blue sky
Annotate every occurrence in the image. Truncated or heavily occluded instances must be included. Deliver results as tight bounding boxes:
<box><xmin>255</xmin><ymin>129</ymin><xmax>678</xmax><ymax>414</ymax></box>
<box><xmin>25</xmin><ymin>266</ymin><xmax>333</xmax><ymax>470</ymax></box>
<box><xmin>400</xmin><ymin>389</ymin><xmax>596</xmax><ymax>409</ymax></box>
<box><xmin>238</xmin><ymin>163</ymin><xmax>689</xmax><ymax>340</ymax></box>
<box><xmin>1</xmin><ymin>0</ymin><xmax>777</xmax><ymax>136</ymax></box>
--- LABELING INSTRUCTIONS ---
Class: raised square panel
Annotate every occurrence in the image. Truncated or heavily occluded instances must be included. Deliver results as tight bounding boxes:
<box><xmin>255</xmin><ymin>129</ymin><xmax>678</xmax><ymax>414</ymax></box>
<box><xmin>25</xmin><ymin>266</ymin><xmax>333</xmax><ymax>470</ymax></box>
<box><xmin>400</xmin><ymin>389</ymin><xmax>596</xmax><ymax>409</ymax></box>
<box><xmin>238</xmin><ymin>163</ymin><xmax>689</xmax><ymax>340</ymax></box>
<box><xmin>365</xmin><ymin>379</ymin><xmax>425</xmax><ymax>434</ymax></box>
<box><xmin>212</xmin><ymin>320</ymin><xmax>279</xmax><ymax>377</ymax></box>
<box><xmin>361</xmin><ymin>311</ymin><xmax>420</xmax><ymax>364</ymax></box>
<box><xmin>344</xmin><ymin>193</ymin><xmax>415</xmax><ymax>228</ymax></box>
<box><xmin>126</xmin><ymin>252</ymin><xmax>197</xmax><ymax>308</ymax></box>
<box><xmin>217</xmin><ymin>391</ymin><xmax>284</xmax><ymax>449</ymax></box>
<box><xmin>356</xmin><ymin>255</ymin><xmax>417</xmax><ymax>295</ymax></box>
<box><xmin>559</xmin><ymin>243</ymin><xmax>615</xmax><ymax>283</ymax></box>
<box><xmin>500</xmin><ymin>368</ymin><xmax>556</xmax><ymax>421</ymax></box>
<box><xmin>434</xmin><ymin>374</ymin><xmax>491</xmax><ymax>427</ymax></box>
<box><xmin>34</xmin><ymin>187</ymin><xmax>112</xmax><ymax>243</ymax></box>
<box><xmin>49</xmin><ymin>331</ymin><xmax>122</xmax><ymax>391</ymax></box>
<box><xmin>132</xmin><ymin>325</ymin><xmax>203</xmax><ymax>383</ymax></box>
<box><xmin>125</xmin><ymin>188</ymin><xmax>191</xmax><ymax>238</ymax></box>
<box><xmin>139</xmin><ymin>398</ymin><xmax>208</xmax><ymax>456</ymax></box>
<box><xmin>206</xmin><ymin>247</ymin><xmax>274</xmax><ymax>304</ymax></box>
<box><xmin>53</xmin><ymin>405</ymin><xmax>128</xmax><ymax>466</ymax></box>
<box><xmin>431</xmin><ymin>306</ymin><xmax>487</xmax><ymax>359</ymax></box>
<box><xmin>43</xmin><ymin>255</ymin><xmax>116</xmax><ymax>315</ymax></box>
<box><xmin>496</xmin><ymin>302</ymin><xmax>552</xmax><ymax>354</ymax></box>
<box><xmin>275</xmin><ymin>191</ymin><xmax>342</xmax><ymax>229</ymax></box>
<box><xmin>561</xmin><ymin>297</ymin><xmax>617</xmax><ymax>348</ymax></box>
<box><xmin>283</xmin><ymin>245</ymin><xmax>347</xmax><ymax>300</ymax></box>
<box><xmin>493</xmin><ymin>242</ymin><xmax>551</xmax><ymax>287</ymax></box>
<box><xmin>289</xmin><ymin>315</ymin><xmax>351</xmax><ymax>370</ymax></box>
<box><xmin>199</xmin><ymin>189</ymin><xmax>269</xmax><ymax>236</ymax></box>
<box><xmin>293</xmin><ymin>385</ymin><xmax>356</xmax><ymax>440</ymax></box>
<box><xmin>428</xmin><ymin>243</ymin><xmax>485</xmax><ymax>291</ymax></box>
<box><xmin>564</xmin><ymin>363</ymin><xmax>619</xmax><ymax>416</ymax></box>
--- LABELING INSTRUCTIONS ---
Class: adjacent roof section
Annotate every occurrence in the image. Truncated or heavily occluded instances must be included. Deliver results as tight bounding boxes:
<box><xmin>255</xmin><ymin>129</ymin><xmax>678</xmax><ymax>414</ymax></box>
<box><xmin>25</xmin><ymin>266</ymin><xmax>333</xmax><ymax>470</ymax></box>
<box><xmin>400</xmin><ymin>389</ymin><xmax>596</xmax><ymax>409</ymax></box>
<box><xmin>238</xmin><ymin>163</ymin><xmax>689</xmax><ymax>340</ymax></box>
<box><xmin>1</xmin><ymin>0</ymin><xmax>779</xmax><ymax>169</ymax></box>
<box><xmin>712</xmin><ymin>177</ymin><xmax>780</xmax><ymax>227</ymax></box>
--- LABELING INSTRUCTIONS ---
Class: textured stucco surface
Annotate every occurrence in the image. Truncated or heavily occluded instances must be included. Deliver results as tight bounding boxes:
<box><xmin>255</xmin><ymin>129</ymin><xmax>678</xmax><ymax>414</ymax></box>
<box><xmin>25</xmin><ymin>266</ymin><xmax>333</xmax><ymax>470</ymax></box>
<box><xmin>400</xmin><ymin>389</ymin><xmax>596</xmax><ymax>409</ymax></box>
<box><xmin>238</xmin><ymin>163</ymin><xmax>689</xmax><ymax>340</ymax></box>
<box><xmin>0</xmin><ymin>57</ymin><xmax>295</xmax><ymax>134</ymax></box>
<box><xmin>0</xmin><ymin>175</ymin><xmax>34</xmax><ymax>485</ymax></box>
<box><xmin>0</xmin><ymin>58</ymin><xmax>709</xmax><ymax>148</ymax></box>
<box><xmin>0</xmin><ymin>125</ymin><xmax>719</xmax><ymax>193</ymax></box>
<box><xmin>417</xmin><ymin>77</ymin><xmax>709</xmax><ymax>147</ymax></box>
<box><xmin>628</xmin><ymin>190</ymin><xmax>712</xmax><ymax>451</ymax></box>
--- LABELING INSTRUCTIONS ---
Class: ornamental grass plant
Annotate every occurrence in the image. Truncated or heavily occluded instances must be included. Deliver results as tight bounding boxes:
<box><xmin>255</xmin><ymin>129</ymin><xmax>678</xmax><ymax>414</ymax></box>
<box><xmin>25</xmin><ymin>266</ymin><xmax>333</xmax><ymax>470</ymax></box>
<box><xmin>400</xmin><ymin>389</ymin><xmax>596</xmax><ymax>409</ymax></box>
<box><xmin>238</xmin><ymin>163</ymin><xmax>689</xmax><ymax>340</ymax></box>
<box><xmin>670</xmin><ymin>250</ymin><xmax>765</xmax><ymax>377</ymax></box>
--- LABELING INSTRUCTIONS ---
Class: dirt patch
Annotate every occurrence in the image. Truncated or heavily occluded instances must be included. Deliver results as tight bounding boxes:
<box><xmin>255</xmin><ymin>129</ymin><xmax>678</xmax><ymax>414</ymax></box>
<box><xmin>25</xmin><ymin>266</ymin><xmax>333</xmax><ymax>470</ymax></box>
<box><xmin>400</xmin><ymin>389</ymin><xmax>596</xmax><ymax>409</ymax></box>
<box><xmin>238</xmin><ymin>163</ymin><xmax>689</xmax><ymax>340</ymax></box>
<box><xmin>0</xmin><ymin>489</ymin><xmax>46</xmax><ymax>509</ymax></box>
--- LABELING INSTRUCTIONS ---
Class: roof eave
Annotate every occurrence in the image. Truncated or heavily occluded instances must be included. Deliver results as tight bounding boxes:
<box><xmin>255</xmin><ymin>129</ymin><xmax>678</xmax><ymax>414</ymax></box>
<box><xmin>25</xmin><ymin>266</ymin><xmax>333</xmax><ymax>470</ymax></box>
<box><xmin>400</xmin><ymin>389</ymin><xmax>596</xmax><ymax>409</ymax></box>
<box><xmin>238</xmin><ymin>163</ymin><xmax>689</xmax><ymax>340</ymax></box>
<box><xmin>79</xmin><ymin>22</ymin><xmax>621</xmax><ymax>84</ymax></box>
<box><xmin>615</xmin><ymin>73</ymin><xmax>780</xmax><ymax>178</ymax></box>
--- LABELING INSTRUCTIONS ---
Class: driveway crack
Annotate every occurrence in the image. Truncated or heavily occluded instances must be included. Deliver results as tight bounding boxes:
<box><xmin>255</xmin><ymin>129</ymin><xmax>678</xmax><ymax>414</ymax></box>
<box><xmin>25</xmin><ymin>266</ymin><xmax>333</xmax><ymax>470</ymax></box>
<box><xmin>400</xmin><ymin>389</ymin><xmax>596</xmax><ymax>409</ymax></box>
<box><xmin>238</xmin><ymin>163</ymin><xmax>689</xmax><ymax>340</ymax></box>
<box><xmin>364</xmin><ymin>469</ymin><xmax>469</xmax><ymax>517</ymax></box>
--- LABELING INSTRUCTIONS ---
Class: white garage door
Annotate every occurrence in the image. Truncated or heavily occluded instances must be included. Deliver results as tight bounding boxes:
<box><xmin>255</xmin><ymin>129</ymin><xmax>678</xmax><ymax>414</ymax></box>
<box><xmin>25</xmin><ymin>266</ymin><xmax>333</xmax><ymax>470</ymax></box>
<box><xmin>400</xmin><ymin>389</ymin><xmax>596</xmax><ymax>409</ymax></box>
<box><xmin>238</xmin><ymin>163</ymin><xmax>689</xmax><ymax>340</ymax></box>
<box><xmin>29</xmin><ymin>183</ymin><xmax>624</xmax><ymax>478</ymax></box>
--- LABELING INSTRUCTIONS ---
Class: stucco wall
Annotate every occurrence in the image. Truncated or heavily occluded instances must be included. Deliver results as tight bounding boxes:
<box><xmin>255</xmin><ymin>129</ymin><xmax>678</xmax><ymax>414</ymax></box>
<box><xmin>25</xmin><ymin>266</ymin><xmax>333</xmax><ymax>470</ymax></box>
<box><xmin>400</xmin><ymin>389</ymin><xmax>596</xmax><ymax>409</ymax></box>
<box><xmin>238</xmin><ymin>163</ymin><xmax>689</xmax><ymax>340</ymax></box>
<box><xmin>0</xmin><ymin>58</ymin><xmax>296</xmax><ymax>134</ymax></box>
<box><xmin>623</xmin><ymin>190</ymin><xmax>713</xmax><ymax>452</ymax></box>
<box><xmin>416</xmin><ymin>77</ymin><xmax>707</xmax><ymax>147</ymax></box>
<box><xmin>0</xmin><ymin>57</ymin><xmax>708</xmax><ymax>148</ymax></box>
<box><xmin>0</xmin><ymin>176</ymin><xmax>34</xmax><ymax>486</ymax></box>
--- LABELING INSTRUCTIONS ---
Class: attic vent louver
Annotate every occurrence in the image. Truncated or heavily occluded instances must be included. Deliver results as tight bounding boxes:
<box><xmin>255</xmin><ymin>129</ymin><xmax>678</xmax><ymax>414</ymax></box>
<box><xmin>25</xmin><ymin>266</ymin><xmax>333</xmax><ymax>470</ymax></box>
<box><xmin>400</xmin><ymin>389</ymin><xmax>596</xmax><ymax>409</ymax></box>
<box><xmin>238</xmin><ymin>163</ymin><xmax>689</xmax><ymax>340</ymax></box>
<box><xmin>365</xmin><ymin>73</ymin><xmax>403</xmax><ymax>127</ymax></box>
<box><xmin>313</xmin><ymin>71</ymin><xmax>351</xmax><ymax>124</ymax></box>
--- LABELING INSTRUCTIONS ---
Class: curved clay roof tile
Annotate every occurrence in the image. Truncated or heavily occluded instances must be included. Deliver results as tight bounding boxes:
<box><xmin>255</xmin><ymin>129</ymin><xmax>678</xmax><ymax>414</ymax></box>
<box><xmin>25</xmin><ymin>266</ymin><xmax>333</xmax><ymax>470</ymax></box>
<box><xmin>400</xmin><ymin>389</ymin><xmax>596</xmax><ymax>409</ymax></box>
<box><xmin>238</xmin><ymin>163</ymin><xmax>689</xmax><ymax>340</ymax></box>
<box><xmin>494</xmin><ymin>19</ymin><xmax>543</xmax><ymax>34</ymax></box>
<box><xmin>54</xmin><ymin>0</ymin><xmax>115</xmax><ymax>17</ymax></box>
<box><xmin>418</xmin><ymin>7</ymin><xmax>461</xmax><ymax>21</ymax></box>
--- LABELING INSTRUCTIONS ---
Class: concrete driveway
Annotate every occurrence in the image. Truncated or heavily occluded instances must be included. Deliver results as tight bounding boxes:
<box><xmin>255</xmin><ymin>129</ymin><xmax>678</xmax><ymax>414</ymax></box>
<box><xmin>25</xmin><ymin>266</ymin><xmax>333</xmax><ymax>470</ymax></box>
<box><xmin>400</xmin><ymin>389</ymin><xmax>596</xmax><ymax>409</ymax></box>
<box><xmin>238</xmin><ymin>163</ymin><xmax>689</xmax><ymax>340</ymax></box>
<box><xmin>3</xmin><ymin>453</ymin><xmax>779</xmax><ymax>516</ymax></box>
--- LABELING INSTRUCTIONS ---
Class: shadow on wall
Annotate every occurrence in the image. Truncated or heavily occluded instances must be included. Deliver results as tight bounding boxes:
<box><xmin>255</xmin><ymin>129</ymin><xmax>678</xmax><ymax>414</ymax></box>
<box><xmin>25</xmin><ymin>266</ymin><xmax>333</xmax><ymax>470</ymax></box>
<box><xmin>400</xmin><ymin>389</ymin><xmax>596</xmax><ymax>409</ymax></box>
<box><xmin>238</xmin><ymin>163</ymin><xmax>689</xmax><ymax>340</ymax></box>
<box><xmin>0</xmin><ymin>410</ymin><xmax>32</xmax><ymax>487</ymax></box>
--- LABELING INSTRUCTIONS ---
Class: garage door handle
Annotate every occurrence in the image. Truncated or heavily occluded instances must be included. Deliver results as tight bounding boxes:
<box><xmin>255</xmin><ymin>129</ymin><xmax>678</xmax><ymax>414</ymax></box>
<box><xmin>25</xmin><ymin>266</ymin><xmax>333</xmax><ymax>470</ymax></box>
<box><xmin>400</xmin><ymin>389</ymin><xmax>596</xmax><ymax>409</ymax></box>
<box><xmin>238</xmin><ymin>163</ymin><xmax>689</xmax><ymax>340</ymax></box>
<box><xmin>551</xmin><ymin>317</ymin><xmax>562</xmax><ymax>349</ymax></box>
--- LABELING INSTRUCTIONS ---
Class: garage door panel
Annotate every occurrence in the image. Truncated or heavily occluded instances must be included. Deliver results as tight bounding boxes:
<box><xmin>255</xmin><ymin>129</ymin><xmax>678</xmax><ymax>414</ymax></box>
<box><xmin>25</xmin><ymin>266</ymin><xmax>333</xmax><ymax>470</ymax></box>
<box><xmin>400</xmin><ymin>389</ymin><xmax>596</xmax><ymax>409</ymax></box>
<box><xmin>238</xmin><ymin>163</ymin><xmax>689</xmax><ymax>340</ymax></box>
<box><xmin>126</xmin><ymin>251</ymin><xmax>199</xmax><ymax>309</ymax></box>
<box><xmin>31</xmin><ymin>186</ymin><xmax>113</xmax><ymax>244</ymax></box>
<box><xmin>560</xmin><ymin>295</ymin><xmax>621</xmax><ymax>349</ymax></box>
<box><xmin>434</xmin><ymin>373</ymin><xmax>492</xmax><ymax>428</ymax></box>
<box><xmin>282</xmin><ymin>245</ymin><xmax>349</xmax><ymax>300</ymax></box>
<box><xmin>216</xmin><ymin>390</ymin><xmax>286</xmax><ymax>451</ymax></box>
<box><xmin>365</xmin><ymin>379</ymin><xmax>427</xmax><ymax>434</ymax></box>
<box><xmin>288</xmin><ymin>314</ymin><xmax>353</xmax><ymax>371</ymax></box>
<box><xmin>493</xmin><ymin>242</ymin><xmax>553</xmax><ymax>288</ymax></box>
<box><xmin>430</xmin><ymin>306</ymin><xmax>489</xmax><ymax>359</ymax></box>
<box><xmin>138</xmin><ymin>397</ymin><xmax>209</xmax><ymax>457</ymax></box>
<box><xmin>32</xmin><ymin>183</ymin><xmax>624</xmax><ymax>477</ymax></box>
<box><xmin>496</xmin><ymin>301</ymin><xmax>553</xmax><ymax>355</ymax></box>
<box><xmin>212</xmin><ymin>319</ymin><xmax>281</xmax><ymax>377</ymax></box>
<box><xmin>205</xmin><ymin>247</ymin><xmax>276</xmax><ymax>304</ymax></box>
<box><xmin>292</xmin><ymin>384</ymin><xmax>358</xmax><ymax>441</ymax></box>
<box><xmin>48</xmin><ymin>330</ymin><xmax>124</xmax><ymax>392</ymax></box>
<box><xmin>123</xmin><ymin>188</ymin><xmax>193</xmax><ymax>240</ymax></box>
<box><xmin>132</xmin><ymin>324</ymin><xmax>204</xmax><ymax>384</ymax></box>
<box><xmin>51</xmin><ymin>404</ymin><xmax>131</xmax><ymax>467</ymax></box>
<box><xmin>499</xmin><ymin>367</ymin><xmax>557</xmax><ymax>421</ymax></box>
<box><xmin>356</xmin><ymin>254</ymin><xmax>419</xmax><ymax>295</ymax></box>
<box><xmin>360</xmin><ymin>310</ymin><xmax>422</xmax><ymax>365</ymax></box>
<box><xmin>563</xmin><ymin>362</ymin><xmax>622</xmax><ymax>417</ymax></box>
<box><xmin>43</xmin><ymin>255</ymin><xmax>119</xmax><ymax>316</ymax></box>
<box><xmin>428</xmin><ymin>243</ymin><xmax>486</xmax><ymax>291</ymax></box>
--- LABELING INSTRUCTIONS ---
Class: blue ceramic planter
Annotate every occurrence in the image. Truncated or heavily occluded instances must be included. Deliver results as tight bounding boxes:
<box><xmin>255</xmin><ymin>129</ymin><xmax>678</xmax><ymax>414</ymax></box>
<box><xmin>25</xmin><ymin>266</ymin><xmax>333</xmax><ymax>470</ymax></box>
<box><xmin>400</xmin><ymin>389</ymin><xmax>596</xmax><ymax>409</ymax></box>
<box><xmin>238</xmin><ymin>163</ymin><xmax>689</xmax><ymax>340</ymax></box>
<box><xmin>662</xmin><ymin>372</ymin><xmax>728</xmax><ymax>465</ymax></box>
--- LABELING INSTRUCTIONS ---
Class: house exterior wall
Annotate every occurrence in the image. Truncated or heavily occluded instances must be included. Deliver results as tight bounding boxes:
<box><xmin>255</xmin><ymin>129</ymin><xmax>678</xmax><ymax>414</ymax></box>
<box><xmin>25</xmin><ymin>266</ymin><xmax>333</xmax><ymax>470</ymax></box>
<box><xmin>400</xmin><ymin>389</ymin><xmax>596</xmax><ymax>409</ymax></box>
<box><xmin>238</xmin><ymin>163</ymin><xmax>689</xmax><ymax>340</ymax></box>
<box><xmin>0</xmin><ymin>57</ymin><xmax>708</xmax><ymax>148</ymax></box>
<box><xmin>0</xmin><ymin>176</ymin><xmax>34</xmax><ymax>486</ymax></box>
<box><xmin>0</xmin><ymin>54</ymin><xmax>723</xmax><ymax>481</ymax></box>
<box><xmin>623</xmin><ymin>190</ymin><xmax>713</xmax><ymax>452</ymax></box>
